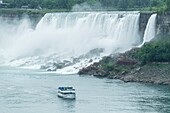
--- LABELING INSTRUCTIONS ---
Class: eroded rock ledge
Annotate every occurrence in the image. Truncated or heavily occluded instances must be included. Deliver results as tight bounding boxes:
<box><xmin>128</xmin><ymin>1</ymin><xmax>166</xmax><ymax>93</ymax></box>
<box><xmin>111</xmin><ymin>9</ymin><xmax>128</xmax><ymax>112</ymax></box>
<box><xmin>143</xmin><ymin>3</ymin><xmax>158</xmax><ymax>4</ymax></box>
<box><xmin>78</xmin><ymin>40</ymin><xmax>170</xmax><ymax>85</ymax></box>
<box><xmin>79</xmin><ymin>54</ymin><xmax>170</xmax><ymax>85</ymax></box>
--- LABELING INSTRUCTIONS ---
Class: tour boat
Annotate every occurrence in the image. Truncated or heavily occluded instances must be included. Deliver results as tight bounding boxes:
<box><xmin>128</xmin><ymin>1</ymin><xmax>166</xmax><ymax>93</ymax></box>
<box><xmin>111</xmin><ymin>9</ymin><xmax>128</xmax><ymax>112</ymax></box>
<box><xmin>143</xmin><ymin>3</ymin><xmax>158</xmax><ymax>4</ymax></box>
<box><xmin>57</xmin><ymin>87</ymin><xmax>76</xmax><ymax>99</ymax></box>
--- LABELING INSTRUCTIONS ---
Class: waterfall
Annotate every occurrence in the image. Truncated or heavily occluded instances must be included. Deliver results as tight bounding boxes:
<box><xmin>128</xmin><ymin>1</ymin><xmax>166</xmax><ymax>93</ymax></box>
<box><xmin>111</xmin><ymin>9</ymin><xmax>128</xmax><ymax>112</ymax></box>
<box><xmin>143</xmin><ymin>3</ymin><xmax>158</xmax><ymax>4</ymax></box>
<box><xmin>0</xmin><ymin>12</ymin><xmax>141</xmax><ymax>71</ymax></box>
<box><xmin>143</xmin><ymin>14</ymin><xmax>157</xmax><ymax>43</ymax></box>
<box><xmin>35</xmin><ymin>12</ymin><xmax>141</xmax><ymax>55</ymax></box>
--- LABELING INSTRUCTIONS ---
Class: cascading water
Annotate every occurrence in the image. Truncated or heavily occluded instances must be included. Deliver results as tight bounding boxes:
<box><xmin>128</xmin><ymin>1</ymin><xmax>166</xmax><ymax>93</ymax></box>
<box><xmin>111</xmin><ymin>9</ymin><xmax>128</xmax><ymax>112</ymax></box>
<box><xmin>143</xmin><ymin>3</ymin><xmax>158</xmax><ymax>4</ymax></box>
<box><xmin>0</xmin><ymin>12</ymin><xmax>142</xmax><ymax>73</ymax></box>
<box><xmin>35</xmin><ymin>12</ymin><xmax>141</xmax><ymax>53</ymax></box>
<box><xmin>143</xmin><ymin>14</ymin><xmax>157</xmax><ymax>43</ymax></box>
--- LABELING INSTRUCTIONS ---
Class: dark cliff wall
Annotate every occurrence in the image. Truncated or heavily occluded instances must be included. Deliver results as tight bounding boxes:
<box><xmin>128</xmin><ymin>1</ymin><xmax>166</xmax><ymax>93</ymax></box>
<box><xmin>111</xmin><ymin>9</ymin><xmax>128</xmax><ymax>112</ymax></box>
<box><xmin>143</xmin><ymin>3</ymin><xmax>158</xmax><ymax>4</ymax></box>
<box><xmin>139</xmin><ymin>12</ymin><xmax>156</xmax><ymax>39</ymax></box>
<box><xmin>157</xmin><ymin>12</ymin><xmax>170</xmax><ymax>35</ymax></box>
<box><xmin>139</xmin><ymin>11</ymin><xmax>170</xmax><ymax>41</ymax></box>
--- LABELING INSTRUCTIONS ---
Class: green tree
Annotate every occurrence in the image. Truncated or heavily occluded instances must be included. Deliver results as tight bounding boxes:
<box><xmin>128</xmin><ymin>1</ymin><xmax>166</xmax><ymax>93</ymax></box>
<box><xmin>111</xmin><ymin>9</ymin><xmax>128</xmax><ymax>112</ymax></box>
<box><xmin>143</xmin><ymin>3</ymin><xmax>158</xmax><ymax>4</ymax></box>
<box><xmin>167</xmin><ymin>0</ymin><xmax>170</xmax><ymax>10</ymax></box>
<box><xmin>118</xmin><ymin>0</ymin><xmax>128</xmax><ymax>10</ymax></box>
<box><xmin>2</xmin><ymin>0</ymin><xmax>168</xmax><ymax>11</ymax></box>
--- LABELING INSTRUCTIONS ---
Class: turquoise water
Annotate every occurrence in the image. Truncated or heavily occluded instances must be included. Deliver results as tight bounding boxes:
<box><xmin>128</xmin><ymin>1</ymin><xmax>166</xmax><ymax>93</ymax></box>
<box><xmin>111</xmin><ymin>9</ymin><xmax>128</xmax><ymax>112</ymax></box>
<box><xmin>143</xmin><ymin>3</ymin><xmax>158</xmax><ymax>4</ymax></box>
<box><xmin>0</xmin><ymin>66</ymin><xmax>170</xmax><ymax>113</ymax></box>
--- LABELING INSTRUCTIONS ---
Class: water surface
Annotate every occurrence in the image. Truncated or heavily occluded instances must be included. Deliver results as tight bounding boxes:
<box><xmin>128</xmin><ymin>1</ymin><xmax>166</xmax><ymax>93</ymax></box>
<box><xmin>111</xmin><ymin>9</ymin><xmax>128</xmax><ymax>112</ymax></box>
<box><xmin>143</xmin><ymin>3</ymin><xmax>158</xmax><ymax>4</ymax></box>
<box><xmin>0</xmin><ymin>67</ymin><xmax>170</xmax><ymax>113</ymax></box>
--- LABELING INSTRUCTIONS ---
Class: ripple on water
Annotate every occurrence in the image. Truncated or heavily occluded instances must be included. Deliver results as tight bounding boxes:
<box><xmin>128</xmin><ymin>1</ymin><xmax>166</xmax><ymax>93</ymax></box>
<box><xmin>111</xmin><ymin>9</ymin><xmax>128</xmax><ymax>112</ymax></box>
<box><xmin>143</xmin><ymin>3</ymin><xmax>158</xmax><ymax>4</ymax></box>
<box><xmin>0</xmin><ymin>67</ymin><xmax>170</xmax><ymax>113</ymax></box>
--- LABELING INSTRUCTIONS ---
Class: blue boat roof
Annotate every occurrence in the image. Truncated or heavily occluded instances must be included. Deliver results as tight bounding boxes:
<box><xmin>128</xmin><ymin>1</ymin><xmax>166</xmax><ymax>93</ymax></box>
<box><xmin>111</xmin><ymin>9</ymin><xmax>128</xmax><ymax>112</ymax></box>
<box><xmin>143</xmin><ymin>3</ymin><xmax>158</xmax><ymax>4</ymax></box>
<box><xmin>58</xmin><ymin>87</ymin><xmax>74</xmax><ymax>90</ymax></box>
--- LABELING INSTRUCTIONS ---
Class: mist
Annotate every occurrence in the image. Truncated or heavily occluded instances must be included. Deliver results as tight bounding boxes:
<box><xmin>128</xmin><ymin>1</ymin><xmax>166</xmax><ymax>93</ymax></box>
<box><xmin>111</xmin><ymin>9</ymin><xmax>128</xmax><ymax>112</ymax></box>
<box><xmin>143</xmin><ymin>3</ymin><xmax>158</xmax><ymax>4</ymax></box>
<box><xmin>71</xmin><ymin>2</ymin><xmax>102</xmax><ymax>11</ymax></box>
<box><xmin>0</xmin><ymin>12</ymin><xmax>141</xmax><ymax>67</ymax></box>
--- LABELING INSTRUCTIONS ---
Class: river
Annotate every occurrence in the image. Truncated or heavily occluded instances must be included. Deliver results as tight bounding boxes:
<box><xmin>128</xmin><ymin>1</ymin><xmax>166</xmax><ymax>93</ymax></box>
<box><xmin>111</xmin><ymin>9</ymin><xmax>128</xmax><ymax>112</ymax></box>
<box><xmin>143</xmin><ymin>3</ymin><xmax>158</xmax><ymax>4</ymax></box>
<box><xmin>0</xmin><ymin>66</ymin><xmax>170</xmax><ymax>113</ymax></box>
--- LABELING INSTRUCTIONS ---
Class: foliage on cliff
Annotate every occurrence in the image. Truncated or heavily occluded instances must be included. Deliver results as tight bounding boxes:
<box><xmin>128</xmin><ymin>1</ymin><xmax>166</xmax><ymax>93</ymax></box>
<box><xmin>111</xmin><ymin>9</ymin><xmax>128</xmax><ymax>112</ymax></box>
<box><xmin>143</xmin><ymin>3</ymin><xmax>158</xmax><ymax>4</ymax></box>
<box><xmin>2</xmin><ymin>0</ymin><xmax>168</xmax><ymax>11</ymax></box>
<box><xmin>167</xmin><ymin>0</ymin><xmax>170</xmax><ymax>11</ymax></box>
<box><xmin>129</xmin><ymin>36</ymin><xmax>170</xmax><ymax>65</ymax></box>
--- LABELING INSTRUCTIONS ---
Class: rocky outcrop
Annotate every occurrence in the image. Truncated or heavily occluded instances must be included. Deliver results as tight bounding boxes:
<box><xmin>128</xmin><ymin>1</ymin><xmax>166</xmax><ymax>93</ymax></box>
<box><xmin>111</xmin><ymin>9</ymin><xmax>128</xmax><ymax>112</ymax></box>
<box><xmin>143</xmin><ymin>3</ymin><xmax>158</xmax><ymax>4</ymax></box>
<box><xmin>79</xmin><ymin>54</ymin><xmax>170</xmax><ymax>85</ymax></box>
<box><xmin>120</xmin><ymin>63</ymin><xmax>170</xmax><ymax>85</ymax></box>
<box><xmin>78</xmin><ymin>54</ymin><xmax>138</xmax><ymax>78</ymax></box>
<box><xmin>78</xmin><ymin>43</ymin><xmax>170</xmax><ymax>85</ymax></box>
<box><xmin>40</xmin><ymin>60</ymin><xmax>73</xmax><ymax>71</ymax></box>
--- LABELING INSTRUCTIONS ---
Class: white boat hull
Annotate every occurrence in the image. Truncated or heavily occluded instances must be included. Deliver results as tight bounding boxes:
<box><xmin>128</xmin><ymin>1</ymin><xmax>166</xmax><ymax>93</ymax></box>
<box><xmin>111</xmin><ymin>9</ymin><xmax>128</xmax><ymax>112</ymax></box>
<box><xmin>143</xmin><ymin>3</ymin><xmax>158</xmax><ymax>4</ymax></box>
<box><xmin>58</xmin><ymin>92</ymin><xmax>76</xmax><ymax>99</ymax></box>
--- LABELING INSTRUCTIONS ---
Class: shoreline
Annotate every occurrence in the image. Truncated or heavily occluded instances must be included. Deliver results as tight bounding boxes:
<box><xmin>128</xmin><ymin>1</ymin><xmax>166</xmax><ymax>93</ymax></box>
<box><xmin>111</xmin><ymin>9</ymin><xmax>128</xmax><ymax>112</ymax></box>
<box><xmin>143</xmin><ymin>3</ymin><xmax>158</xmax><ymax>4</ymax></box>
<box><xmin>115</xmin><ymin>63</ymin><xmax>170</xmax><ymax>85</ymax></box>
<box><xmin>78</xmin><ymin>36</ymin><xmax>170</xmax><ymax>86</ymax></box>
<box><xmin>79</xmin><ymin>62</ymin><xmax>170</xmax><ymax>85</ymax></box>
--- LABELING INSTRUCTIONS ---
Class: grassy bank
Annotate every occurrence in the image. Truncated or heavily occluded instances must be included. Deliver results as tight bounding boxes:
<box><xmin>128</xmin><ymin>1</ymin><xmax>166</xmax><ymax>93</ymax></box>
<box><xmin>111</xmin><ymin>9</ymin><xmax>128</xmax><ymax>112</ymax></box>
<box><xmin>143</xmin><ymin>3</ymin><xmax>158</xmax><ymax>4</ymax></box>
<box><xmin>129</xmin><ymin>36</ymin><xmax>170</xmax><ymax>65</ymax></box>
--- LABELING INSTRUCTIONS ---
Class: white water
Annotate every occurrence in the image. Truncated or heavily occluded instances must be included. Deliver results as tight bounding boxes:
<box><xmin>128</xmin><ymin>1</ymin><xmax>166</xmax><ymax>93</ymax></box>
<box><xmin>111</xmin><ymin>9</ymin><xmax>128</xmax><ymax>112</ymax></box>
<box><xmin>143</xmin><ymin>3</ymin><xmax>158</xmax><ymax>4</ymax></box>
<box><xmin>0</xmin><ymin>12</ymin><xmax>153</xmax><ymax>73</ymax></box>
<box><xmin>143</xmin><ymin>14</ymin><xmax>157</xmax><ymax>43</ymax></box>
<box><xmin>35</xmin><ymin>12</ymin><xmax>141</xmax><ymax>54</ymax></box>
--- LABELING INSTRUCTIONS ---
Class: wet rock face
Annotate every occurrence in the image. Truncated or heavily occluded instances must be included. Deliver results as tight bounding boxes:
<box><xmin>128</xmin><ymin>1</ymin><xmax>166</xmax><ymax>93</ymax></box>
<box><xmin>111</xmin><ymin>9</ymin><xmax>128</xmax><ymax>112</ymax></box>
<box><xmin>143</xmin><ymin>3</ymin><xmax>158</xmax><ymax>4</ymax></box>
<box><xmin>78</xmin><ymin>54</ymin><xmax>138</xmax><ymax>78</ymax></box>
<box><xmin>139</xmin><ymin>13</ymin><xmax>153</xmax><ymax>37</ymax></box>
<box><xmin>120</xmin><ymin>63</ymin><xmax>170</xmax><ymax>85</ymax></box>
<box><xmin>139</xmin><ymin>12</ymin><xmax>170</xmax><ymax>38</ymax></box>
<box><xmin>40</xmin><ymin>60</ymin><xmax>73</xmax><ymax>71</ymax></box>
<box><xmin>157</xmin><ymin>12</ymin><xmax>170</xmax><ymax>35</ymax></box>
